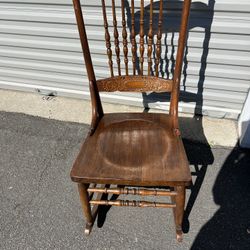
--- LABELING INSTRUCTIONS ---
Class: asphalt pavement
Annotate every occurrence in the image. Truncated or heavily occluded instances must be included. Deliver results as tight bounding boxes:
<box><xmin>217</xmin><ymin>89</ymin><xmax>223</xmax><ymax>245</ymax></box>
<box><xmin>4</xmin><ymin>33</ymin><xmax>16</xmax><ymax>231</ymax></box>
<box><xmin>0</xmin><ymin>111</ymin><xmax>249</xmax><ymax>250</ymax></box>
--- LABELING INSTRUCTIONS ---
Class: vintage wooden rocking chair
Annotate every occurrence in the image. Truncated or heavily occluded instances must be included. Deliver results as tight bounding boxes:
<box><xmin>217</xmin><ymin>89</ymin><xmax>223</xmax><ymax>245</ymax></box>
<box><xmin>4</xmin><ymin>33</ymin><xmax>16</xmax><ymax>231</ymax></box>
<box><xmin>71</xmin><ymin>0</ymin><xmax>192</xmax><ymax>242</ymax></box>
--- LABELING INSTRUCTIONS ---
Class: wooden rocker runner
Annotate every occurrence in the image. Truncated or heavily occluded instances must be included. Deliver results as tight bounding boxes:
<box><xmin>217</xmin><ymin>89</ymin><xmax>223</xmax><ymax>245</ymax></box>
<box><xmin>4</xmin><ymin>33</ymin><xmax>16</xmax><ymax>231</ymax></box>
<box><xmin>70</xmin><ymin>0</ymin><xmax>192</xmax><ymax>242</ymax></box>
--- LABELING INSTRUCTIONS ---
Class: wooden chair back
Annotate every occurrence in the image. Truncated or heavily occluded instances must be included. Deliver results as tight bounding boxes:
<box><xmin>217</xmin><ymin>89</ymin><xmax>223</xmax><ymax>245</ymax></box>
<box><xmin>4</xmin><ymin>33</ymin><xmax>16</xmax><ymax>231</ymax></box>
<box><xmin>72</xmin><ymin>0</ymin><xmax>191</xmax><ymax>128</ymax></box>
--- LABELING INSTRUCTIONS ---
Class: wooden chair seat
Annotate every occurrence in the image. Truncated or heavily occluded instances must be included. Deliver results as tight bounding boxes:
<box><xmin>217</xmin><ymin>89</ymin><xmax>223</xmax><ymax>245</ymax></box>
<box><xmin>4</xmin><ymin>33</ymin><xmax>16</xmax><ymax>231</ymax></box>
<box><xmin>71</xmin><ymin>113</ymin><xmax>191</xmax><ymax>187</ymax></box>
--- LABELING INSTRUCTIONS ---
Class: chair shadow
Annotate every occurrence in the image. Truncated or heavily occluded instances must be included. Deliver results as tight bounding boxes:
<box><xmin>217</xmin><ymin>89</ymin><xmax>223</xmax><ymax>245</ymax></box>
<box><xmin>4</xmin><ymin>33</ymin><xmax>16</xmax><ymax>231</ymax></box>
<box><xmin>97</xmin><ymin>0</ymin><xmax>216</xmax><ymax>233</ymax></box>
<box><xmin>127</xmin><ymin>0</ymin><xmax>216</xmax><ymax>234</ymax></box>
<box><xmin>191</xmin><ymin>146</ymin><xmax>250</xmax><ymax>249</ymax></box>
<box><xmin>179</xmin><ymin>116</ymin><xmax>214</xmax><ymax>233</ymax></box>
<box><xmin>140</xmin><ymin>0</ymin><xmax>215</xmax><ymax>233</ymax></box>
<box><xmin>97</xmin><ymin>193</ymin><xmax>119</xmax><ymax>228</ymax></box>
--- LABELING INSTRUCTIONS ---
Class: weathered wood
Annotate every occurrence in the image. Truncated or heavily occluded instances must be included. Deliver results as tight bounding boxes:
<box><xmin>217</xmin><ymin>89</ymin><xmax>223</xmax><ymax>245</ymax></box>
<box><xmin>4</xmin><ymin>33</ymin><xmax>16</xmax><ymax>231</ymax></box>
<box><xmin>139</xmin><ymin>0</ymin><xmax>145</xmax><ymax>75</ymax></box>
<box><xmin>121</xmin><ymin>0</ymin><xmax>128</xmax><ymax>75</ymax></box>
<box><xmin>96</xmin><ymin>75</ymin><xmax>173</xmax><ymax>92</ymax></box>
<box><xmin>90</xmin><ymin>200</ymin><xmax>176</xmax><ymax>208</ymax></box>
<box><xmin>155</xmin><ymin>0</ymin><xmax>163</xmax><ymax>77</ymax></box>
<box><xmin>88</xmin><ymin>187</ymin><xmax>177</xmax><ymax>196</ymax></box>
<box><xmin>131</xmin><ymin>0</ymin><xmax>136</xmax><ymax>75</ymax></box>
<box><xmin>112</xmin><ymin>0</ymin><xmax>121</xmax><ymax>75</ymax></box>
<box><xmin>71</xmin><ymin>113</ymin><xmax>192</xmax><ymax>187</ymax></box>
<box><xmin>147</xmin><ymin>0</ymin><xmax>153</xmax><ymax>75</ymax></box>
<box><xmin>102</xmin><ymin>0</ymin><xmax>114</xmax><ymax>77</ymax></box>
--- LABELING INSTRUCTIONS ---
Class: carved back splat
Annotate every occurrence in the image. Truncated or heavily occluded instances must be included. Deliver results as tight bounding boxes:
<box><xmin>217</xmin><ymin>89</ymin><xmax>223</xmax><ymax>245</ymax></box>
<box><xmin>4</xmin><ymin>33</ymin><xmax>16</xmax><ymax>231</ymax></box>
<box><xmin>74</xmin><ymin>0</ymin><xmax>191</xmax><ymax>118</ymax></box>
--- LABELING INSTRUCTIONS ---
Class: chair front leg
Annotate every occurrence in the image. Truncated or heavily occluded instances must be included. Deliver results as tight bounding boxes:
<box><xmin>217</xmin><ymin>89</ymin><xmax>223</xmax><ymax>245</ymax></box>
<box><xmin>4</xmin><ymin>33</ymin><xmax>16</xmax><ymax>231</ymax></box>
<box><xmin>172</xmin><ymin>185</ymin><xmax>185</xmax><ymax>242</ymax></box>
<box><xmin>78</xmin><ymin>183</ymin><xmax>93</xmax><ymax>235</ymax></box>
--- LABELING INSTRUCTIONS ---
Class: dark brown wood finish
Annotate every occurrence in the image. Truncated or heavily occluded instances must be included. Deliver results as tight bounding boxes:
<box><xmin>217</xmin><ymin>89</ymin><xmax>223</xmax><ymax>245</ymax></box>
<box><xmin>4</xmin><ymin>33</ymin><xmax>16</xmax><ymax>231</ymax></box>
<box><xmin>71</xmin><ymin>113</ymin><xmax>191</xmax><ymax>186</ymax></box>
<box><xmin>78</xmin><ymin>183</ymin><xmax>93</xmax><ymax>235</ymax></box>
<box><xmin>71</xmin><ymin>0</ymin><xmax>192</xmax><ymax>242</ymax></box>
<box><xmin>112</xmin><ymin>0</ymin><xmax>121</xmax><ymax>76</ymax></box>
<box><xmin>170</xmin><ymin>0</ymin><xmax>192</xmax><ymax>129</ymax></box>
<box><xmin>155</xmin><ymin>0</ymin><xmax>163</xmax><ymax>77</ymax></box>
<box><xmin>147</xmin><ymin>0</ymin><xmax>154</xmax><ymax>76</ymax></box>
<box><xmin>102</xmin><ymin>0</ymin><xmax>114</xmax><ymax>77</ymax></box>
<box><xmin>97</xmin><ymin>75</ymin><xmax>173</xmax><ymax>92</ymax></box>
<box><xmin>121</xmin><ymin>0</ymin><xmax>129</xmax><ymax>75</ymax></box>
<box><xmin>87</xmin><ymin>187</ymin><xmax>178</xmax><ymax>196</ymax></box>
<box><xmin>72</xmin><ymin>0</ymin><xmax>103</xmax><ymax>135</ymax></box>
<box><xmin>90</xmin><ymin>200</ymin><xmax>176</xmax><ymax>208</ymax></box>
<box><xmin>139</xmin><ymin>0</ymin><xmax>145</xmax><ymax>75</ymax></box>
<box><xmin>130</xmin><ymin>0</ymin><xmax>136</xmax><ymax>75</ymax></box>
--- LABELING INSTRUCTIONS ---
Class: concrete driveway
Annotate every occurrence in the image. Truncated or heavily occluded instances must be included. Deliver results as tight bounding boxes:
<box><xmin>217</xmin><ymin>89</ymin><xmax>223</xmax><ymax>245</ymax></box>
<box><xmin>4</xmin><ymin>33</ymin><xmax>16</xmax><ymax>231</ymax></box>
<box><xmin>0</xmin><ymin>111</ymin><xmax>249</xmax><ymax>250</ymax></box>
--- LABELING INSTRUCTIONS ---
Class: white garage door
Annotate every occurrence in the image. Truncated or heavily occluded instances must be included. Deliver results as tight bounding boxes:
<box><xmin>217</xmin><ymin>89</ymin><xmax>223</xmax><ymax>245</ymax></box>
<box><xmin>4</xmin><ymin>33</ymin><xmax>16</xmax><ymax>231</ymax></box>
<box><xmin>0</xmin><ymin>0</ymin><xmax>249</xmax><ymax>119</ymax></box>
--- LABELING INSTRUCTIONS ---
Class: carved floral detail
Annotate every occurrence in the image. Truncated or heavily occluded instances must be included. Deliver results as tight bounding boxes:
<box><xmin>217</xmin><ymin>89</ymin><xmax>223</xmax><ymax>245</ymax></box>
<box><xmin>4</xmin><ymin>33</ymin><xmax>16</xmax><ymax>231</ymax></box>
<box><xmin>97</xmin><ymin>75</ymin><xmax>173</xmax><ymax>92</ymax></box>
